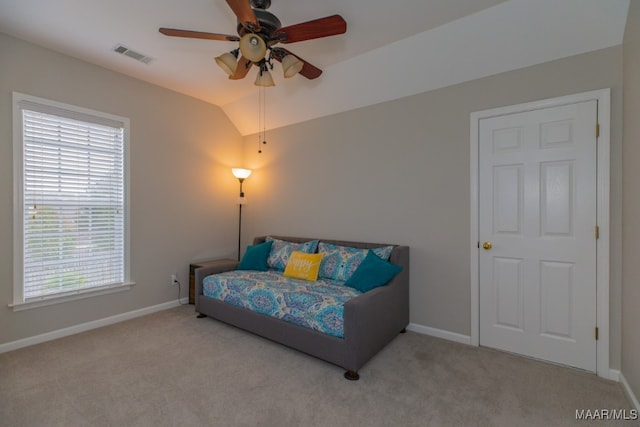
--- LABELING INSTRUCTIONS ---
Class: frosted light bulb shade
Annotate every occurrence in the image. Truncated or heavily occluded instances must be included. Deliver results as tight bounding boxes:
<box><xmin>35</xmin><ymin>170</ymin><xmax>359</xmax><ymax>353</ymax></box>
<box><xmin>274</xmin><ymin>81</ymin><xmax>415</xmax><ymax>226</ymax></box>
<box><xmin>239</xmin><ymin>34</ymin><xmax>267</xmax><ymax>62</ymax></box>
<box><xmin>281</xmin><ymin>54</ymin><xmax>303</xmax><ymax>78</ymax></box>
<box><xmin>215</xmin><ymin>52</ymin><xmax>238</xmax><ymax>76</ymax></box>
<box><xmin>232</xmin><ymin>168</ymin><xmax>252</xmax><ymax>179</ymax></box>
<box><xmin>255</xmin><ymin>69</ymin><xmax>275</xmax><ymax>87</ymax></box>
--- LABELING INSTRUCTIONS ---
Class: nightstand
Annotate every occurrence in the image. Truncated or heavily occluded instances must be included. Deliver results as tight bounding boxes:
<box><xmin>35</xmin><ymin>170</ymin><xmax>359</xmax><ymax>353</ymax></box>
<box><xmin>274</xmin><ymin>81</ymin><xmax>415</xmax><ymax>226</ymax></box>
<box><xmin>189</xmin><ymin>259</ymin><xmax>237</xmax><ymax>304</ymax></box>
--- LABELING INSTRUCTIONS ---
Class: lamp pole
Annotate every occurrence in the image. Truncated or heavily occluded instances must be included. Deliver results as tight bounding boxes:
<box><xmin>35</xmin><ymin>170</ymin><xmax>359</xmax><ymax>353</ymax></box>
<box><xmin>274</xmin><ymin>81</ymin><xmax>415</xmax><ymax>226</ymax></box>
<box><xmin>237</xmin><ymin>178</ymin><xmax>245</xmax><ymax>261</ymax></box>
<box><xmin>232</xmin><ymin>168</ymin><xmax>252</xmax><ymax>261</ymax></box>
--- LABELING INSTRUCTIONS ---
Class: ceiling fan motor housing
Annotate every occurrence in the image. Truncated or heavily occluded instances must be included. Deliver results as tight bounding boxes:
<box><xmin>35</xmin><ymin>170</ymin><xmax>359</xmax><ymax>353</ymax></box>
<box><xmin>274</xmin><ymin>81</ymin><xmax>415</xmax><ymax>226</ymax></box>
<box><xmin>237</xmin><ymin>8</ymin><xmax>281</xmax><ymax>40</ymax></box>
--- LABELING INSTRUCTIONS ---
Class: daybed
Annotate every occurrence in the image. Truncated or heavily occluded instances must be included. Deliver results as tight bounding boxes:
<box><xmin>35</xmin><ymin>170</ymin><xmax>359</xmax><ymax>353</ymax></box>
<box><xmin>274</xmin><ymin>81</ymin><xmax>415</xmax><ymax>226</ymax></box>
<box><xmin>194</xmin><ymin>235</ymin><xmax>410</xmax><ymax>380</ymax></box>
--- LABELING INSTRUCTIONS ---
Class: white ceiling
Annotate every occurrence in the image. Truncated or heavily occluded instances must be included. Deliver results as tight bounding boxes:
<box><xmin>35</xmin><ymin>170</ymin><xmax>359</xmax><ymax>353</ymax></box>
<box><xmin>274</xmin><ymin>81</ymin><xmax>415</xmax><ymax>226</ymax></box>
<box><xmin>0</xmin><ymin>0</ymin><xmax>631</xmax><ymax>135</ymax></box>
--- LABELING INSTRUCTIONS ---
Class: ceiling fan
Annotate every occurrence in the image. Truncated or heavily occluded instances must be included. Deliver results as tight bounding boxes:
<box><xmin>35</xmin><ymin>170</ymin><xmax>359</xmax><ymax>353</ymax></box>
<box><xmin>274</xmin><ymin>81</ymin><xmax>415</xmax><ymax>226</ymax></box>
<box><xmin>159</xmin><ymin>0</ymin><xmax>347</xmax><ymax>86</ymax></box>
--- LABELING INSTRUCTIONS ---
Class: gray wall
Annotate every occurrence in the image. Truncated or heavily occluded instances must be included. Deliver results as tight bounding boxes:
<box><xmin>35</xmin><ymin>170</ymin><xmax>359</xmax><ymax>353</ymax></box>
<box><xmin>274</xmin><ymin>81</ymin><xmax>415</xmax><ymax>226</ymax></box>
<box><xmin>241</xmin><ymin>46</ymin><xmax>624</xmax><ymax>367</ymax></box>
<box><xmin>0</xmin><ymin>33</ymin><xmax>242</xmax><ymax>344</ymax></box>
<box><xmin>1</xmin><ymin>18</ymin><xmax>635</xmax><ymax>399</ymax></box>
<box><xmin>622</xmin><ymin>0</ymin><xmax>640</xmax><ymax>403</ymax></box>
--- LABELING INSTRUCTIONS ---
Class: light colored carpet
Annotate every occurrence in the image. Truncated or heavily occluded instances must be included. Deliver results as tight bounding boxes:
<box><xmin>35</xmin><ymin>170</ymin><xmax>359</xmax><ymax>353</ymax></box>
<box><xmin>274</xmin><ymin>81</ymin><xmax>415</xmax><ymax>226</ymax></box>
<box><xmin>0</xmin><ymin>305</ymin><xmax>634</xmax><ymax>427</ymax></box>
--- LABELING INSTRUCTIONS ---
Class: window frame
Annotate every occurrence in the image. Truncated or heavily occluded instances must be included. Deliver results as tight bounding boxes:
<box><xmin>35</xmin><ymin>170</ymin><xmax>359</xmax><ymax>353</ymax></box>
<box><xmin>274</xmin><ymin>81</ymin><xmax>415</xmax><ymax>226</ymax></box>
<box><xmin>12</xmin><ymin>92</ymin><xmax>133</xmax><ymax>311</ymax></box>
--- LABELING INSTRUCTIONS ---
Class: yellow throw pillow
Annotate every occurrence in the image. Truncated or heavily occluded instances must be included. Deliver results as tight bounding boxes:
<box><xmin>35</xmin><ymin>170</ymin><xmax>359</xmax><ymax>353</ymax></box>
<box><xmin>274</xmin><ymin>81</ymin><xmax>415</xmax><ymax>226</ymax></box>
<box><xmin>283</xmin><ymin>251</ymin><xmax>323</xmax><ymax>281</ymax></box>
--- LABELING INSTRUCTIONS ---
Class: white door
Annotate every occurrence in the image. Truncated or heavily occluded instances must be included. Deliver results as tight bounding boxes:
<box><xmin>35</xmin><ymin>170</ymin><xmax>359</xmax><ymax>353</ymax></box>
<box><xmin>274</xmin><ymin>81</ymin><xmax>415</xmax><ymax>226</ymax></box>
<box><xmin>478</xmin><ymin>100</ymin><xmax>598</xmax><ymax>372</ymax></box>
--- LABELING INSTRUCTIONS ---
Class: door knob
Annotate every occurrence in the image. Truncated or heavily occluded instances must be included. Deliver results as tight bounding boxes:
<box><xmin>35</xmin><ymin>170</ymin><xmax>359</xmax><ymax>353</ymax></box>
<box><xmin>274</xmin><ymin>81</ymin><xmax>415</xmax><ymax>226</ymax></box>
<box><xmin>482</xmin><ymin>241</ymin><xmax>492</xmax><ymax>250</ymax></box>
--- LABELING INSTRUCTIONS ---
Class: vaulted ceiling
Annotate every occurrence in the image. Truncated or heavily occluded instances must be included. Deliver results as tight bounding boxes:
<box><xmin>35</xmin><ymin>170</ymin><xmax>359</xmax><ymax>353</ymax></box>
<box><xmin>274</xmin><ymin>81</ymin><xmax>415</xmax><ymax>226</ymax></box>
<box><xmin>0</xmin><ymin>0</ymin><xmax>630</xmax><ymax>135</ymax></box>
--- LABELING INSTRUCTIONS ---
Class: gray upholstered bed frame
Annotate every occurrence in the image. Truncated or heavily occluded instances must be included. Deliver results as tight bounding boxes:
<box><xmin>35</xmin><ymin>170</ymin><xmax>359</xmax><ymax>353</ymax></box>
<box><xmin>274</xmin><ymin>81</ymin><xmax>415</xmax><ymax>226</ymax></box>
<box><xmin>194</xmin><ymin>235</ymin><xmax>410</xmax><ymax>380</ymax></box>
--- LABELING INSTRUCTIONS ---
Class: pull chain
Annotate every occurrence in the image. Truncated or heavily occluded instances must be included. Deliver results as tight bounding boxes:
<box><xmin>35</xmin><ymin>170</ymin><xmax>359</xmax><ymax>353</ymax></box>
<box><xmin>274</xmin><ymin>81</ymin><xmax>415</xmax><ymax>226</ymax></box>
<box><xmin>258</xmin><ymin>86</ymin><xmax>267</xmax><ymax>154</ymax></box>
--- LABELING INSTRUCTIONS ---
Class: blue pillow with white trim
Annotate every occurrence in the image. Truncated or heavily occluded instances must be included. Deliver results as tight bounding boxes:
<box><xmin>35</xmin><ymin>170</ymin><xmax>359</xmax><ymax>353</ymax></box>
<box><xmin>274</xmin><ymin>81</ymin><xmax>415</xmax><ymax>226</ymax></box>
<box><xmin>265</xmin><ymin>237</ymin><xmax>319</xmax><ymax>271</ymax></box>
<box><xmin>318</xmin><ymin>242</ymin><xmax>394</xmax><ymax>282</ymax></box>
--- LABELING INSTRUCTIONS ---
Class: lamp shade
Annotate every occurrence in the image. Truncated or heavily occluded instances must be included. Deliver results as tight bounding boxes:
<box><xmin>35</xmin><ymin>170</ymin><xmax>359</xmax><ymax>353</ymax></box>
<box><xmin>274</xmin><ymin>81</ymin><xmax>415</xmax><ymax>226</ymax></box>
<box><xmin>232</xmin><ymin>168</ymin><xmax>252</xmax><ymax>180</ymax></box>
<box><xmin>281</xmin><ymin>54</ymin><xmax>303</xmax><ymax>78</ymax></box>
<box><xmin>255</xmin><ymin>68</ymin><xmax>275</xmax><ymax>87</ymax></box>
<box><xmin>215</xmin><ymin>52</ymin><xmax>238</xmax><ymax>76</ymax></box>
<box><xmin>239</xmin><ymin>34</ymin><xmax>267</xmax><ymax>62</ymax></box>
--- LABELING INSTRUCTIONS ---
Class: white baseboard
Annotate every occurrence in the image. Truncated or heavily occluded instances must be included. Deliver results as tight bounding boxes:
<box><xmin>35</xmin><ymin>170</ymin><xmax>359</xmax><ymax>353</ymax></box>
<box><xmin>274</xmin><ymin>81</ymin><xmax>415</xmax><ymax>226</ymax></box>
<box><xmin>407</xmin><ymin>323</ymin><xmax>472</xmax><ymax>345</ymax></box>
<box><xmin>408</xmin><ymin>325</ymin><xmax>631</xmax><ymax>390</ymax></box>
<box><xmin>609</xmin><ymin>369</ymin><xmax>620</xmax><ymax>382</ymax></box>
<box><xmin>620</xmin><ymin>372</ymin><xmax>640</xmax><ymax>411</ymax></box>
<box><xmin>0</xmin><ymin>298</ymin><xmax>190</xmax><ymax>354</ymax></box>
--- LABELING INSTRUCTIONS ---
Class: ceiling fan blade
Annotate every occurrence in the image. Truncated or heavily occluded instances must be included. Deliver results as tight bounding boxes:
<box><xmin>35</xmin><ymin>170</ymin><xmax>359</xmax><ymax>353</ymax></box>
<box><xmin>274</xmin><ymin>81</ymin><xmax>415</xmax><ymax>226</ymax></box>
<box><xmin>229</xmin><ymin>56</ymin><xmax>253</xmax><ymax>80</ymax></box>
<box><xmin>274</xmin><ymin>15</ymin><xmax>346</xmax><ymax>44</ymax></box>
<box><xmin>159</xmin><ymin>28</ymin><xmax>239</xmax><ymax>42</ymax></box>
<box><xmin>225</xmin><ymin>0</ymin><xmax>261</xmax><ymax>31</ymax></box>
<box><xmin>273</xmin><ymin>49</ymin><xmax>322</xmax><ymax>80</ymax></box>
<box><xmin>297</xmin><ymin>60</ymin><xmax>323</xmax><ymax>80</ymax></box>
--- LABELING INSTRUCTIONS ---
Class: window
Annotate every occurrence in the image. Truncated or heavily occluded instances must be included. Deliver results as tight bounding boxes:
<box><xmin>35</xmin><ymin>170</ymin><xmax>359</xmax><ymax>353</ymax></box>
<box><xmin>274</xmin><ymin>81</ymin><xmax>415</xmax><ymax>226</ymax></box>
<box><xmin>12</xmin><ymin>93</ymin><xmax>131</xmax><ymax>309</ymax></box>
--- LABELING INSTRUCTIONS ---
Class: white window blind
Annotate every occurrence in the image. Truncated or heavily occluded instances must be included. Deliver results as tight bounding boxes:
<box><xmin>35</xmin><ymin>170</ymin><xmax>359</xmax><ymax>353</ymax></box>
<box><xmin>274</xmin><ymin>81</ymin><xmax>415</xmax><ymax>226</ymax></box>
<box><xmin>19</xmin><ymin>101</ymin><xmax>126</xmax><ymax>301</ymax></box>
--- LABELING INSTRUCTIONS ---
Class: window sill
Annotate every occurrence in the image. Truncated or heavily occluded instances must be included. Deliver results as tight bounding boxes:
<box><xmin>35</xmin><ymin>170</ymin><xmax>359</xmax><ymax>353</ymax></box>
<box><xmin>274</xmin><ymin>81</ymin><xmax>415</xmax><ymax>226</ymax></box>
<box><xmin>9</xmin><ymin>282</ymin><xmax>136</xmax><ymax>312</ymax></box>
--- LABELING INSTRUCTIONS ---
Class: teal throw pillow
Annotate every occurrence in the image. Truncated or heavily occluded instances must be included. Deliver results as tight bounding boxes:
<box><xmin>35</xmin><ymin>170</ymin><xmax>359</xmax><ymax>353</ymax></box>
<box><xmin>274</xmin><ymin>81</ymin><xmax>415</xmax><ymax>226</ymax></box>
<box><xmin>237</xmin><ymin>240</ymin><xmax>273</xmax><ymax>271</ymax></box>
<box><xmin>344</xmin><ymin>250</ymin><xmax>403</xmax><ymax>293</ymax></box>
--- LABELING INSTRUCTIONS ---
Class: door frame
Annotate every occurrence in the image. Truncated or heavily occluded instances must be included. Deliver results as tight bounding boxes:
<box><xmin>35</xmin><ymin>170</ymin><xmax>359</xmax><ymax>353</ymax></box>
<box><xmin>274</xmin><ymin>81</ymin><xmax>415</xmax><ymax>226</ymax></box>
<box><xmin>469</xmin><ymin>89</ymin><xmax>611</xmax><ymax>378</ymax></box>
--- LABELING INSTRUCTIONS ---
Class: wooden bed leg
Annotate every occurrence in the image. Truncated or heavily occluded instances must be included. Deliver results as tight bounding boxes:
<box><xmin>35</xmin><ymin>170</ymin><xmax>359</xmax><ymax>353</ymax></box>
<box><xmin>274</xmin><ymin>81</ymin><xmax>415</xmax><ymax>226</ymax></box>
<box><xmin>400</xmin><ymin>328</ymin><xmax>407</xmax><ymax>333</ymax></box>
<box><xmin>344</xmin><ymin>370</ymin><xmax>360</xmax><ymax>381</ymax></box>
<box><xmin>196</xmin><ymin>313</ymin><xmax>207</xmax><ymax>318</ymax></box>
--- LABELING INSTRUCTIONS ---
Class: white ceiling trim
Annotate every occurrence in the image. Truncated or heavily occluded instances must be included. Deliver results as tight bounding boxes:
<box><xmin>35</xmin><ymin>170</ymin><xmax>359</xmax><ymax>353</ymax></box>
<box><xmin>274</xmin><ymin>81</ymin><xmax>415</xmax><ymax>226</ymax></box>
<box><xmin>223</xmin><ymin>0</ymin><xmax>630</xmax><ymax>136</ymax></box>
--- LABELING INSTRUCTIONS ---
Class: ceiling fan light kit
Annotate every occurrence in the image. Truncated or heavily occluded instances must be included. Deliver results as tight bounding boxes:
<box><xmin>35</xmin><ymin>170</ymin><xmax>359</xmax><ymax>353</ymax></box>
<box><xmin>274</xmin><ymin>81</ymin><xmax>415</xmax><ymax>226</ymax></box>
<box><xmin>255</xmin><ymin>64</ymin><xmax>275</xmax><ymax>87</ymax></box>
<box><xmin>281</xmin><ymin>53</ymin><xmax>303</xmax><ymax>78</ymax></box>
<box><xmin>214</xmin><ymin>49</ymin><xmax>239</xmax><ymax>76</ymax></box>
<box><xmin>159</xmin><ymin>0</ymin><xmax>347</xmax><ymax>86</ymax></box>
<box><xmin>239</xmin><ymin>33</ymin><xmax>267</xmax><ymax>62</ymax></box>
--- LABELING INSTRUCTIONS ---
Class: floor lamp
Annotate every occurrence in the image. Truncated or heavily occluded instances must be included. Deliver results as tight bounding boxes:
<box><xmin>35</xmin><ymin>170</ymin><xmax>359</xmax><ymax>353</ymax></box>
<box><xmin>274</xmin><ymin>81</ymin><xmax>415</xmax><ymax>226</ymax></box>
<box><xmin>232</xmin><ymin>168</ymin><xmax>252</xmax><ymax>261</ymax></box>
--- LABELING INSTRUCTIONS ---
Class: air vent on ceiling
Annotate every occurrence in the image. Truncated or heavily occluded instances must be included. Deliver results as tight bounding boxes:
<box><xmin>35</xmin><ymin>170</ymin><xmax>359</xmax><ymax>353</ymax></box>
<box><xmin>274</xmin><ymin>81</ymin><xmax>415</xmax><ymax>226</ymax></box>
<box><xmin>113</xmin><ymin>44</ymin><xmax>154</xmax><ymax>64</ymax></box>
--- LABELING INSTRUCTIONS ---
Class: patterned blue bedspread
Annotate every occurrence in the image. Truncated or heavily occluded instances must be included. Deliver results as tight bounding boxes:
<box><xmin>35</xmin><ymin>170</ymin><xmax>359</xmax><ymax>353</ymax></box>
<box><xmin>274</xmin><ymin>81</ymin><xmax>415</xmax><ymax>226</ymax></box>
<box><xmin>202</xmin><ymin>271</ymin><xmax>361</xmax><ymax>338</ymax></box>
